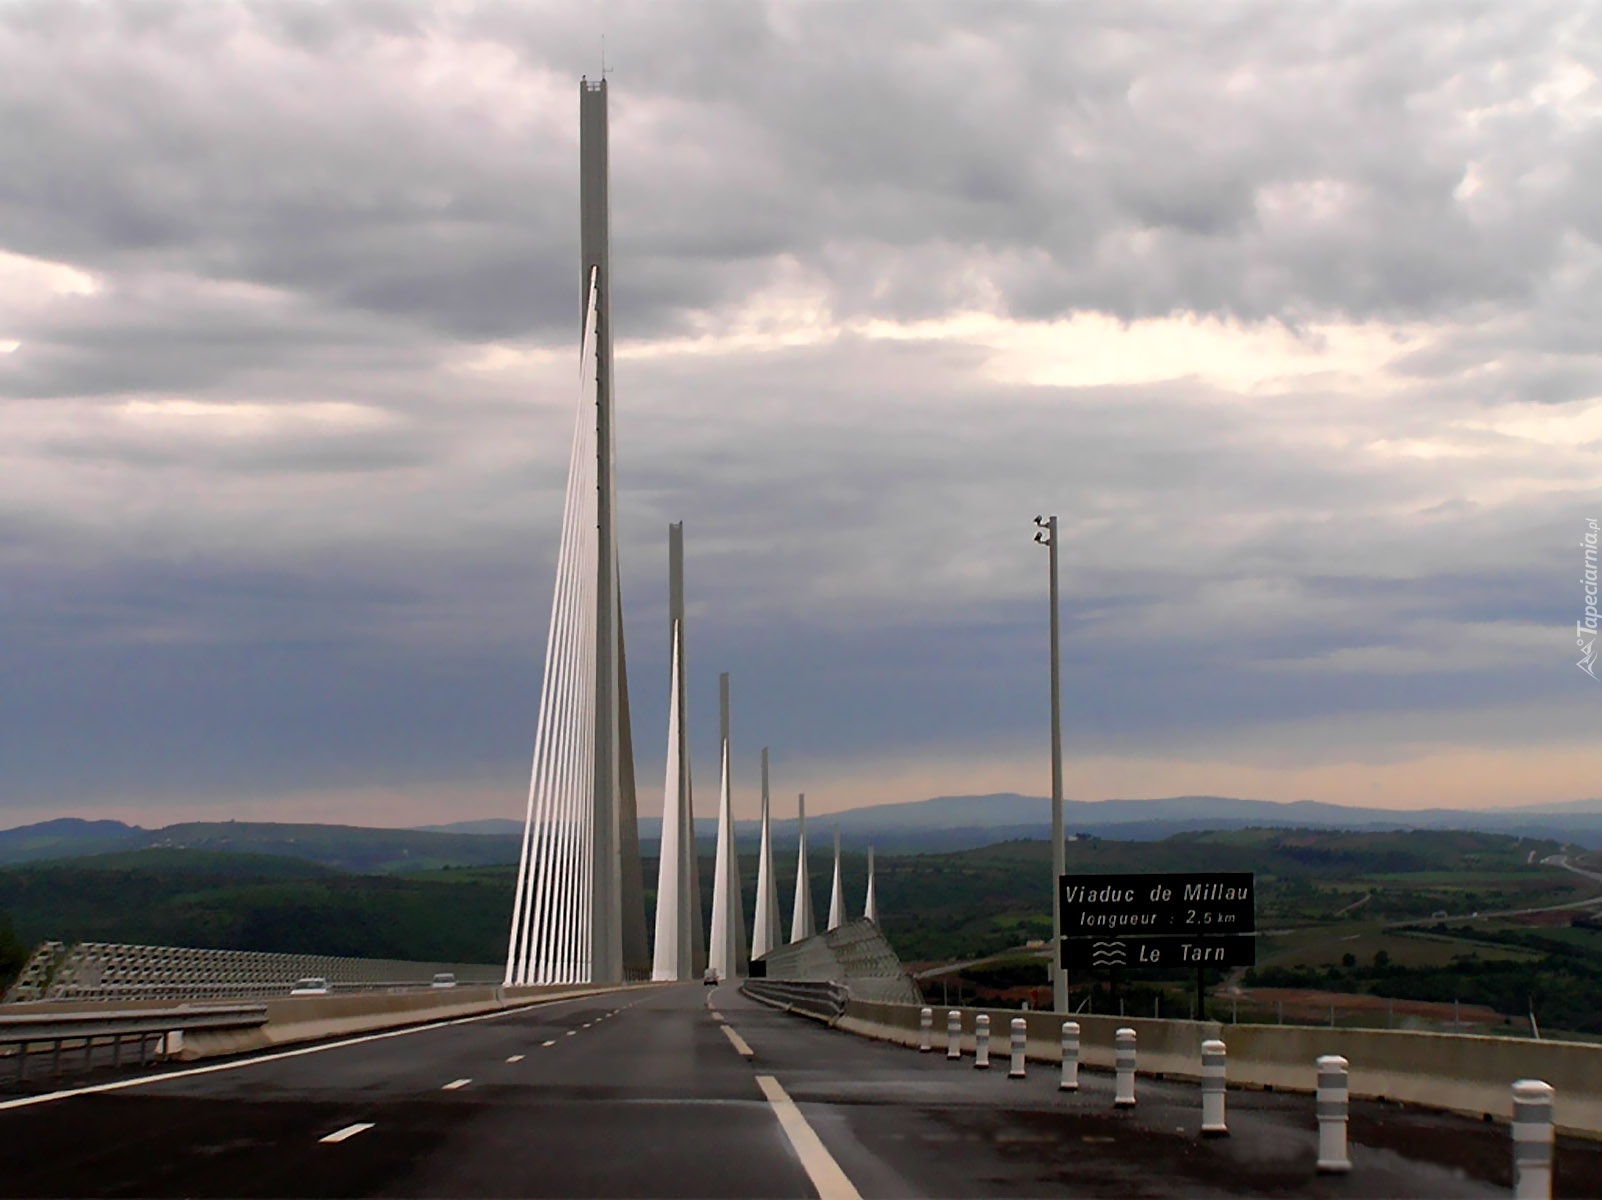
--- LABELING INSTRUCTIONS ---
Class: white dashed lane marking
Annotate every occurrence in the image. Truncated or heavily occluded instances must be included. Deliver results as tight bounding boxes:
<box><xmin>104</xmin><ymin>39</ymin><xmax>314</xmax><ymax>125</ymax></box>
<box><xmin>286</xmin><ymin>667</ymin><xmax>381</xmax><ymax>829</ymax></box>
<box><xmin>541</xmin><ymin>1040</ymin><xmax>556</xmax><ymax>1047</ymax></box>
<box><xmin>756</xmin><ymin>1075</ymin><xmax>860</xmax><ymax>1200</ymax></box>
<box><xmin>319</xmin><ymin>1123</ymin><xmax>374</xmax><ymax>1144</ymax></box>
<box><xmin>506</xmin><ymin>1055</ymin><xmax>525</xmax><ymax>1063</ymax></box>
<box><xmin>442</xmin><ymin>1078</ymin><xmax>472</xmax><ymax>1091</ymax></box>
<box><xmin>721</xmin><ymin>1025</ymin><xmax>754</xmax><ymax>1059</ymax></box>
<box><xmin>0</xmin><ymin>988</ymin><xmax>631</xmax><ymax>1113</ymax></box>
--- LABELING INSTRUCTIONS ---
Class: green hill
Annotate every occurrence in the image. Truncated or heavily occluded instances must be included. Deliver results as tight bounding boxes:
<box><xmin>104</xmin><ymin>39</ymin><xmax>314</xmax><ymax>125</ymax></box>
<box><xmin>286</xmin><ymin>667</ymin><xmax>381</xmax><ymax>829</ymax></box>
<box><xmin>139</xmin><ymin>822</ymin><xmax>522</xmax><ymax>873</ymax></box>
<box><xmin>0</xmin><ymin>818</ymin><xmax>524</xmax><ymax>874</ymax></box>
<box><xmin>4</xmin><ymin>829</ymin><xmax>1596</xmax><ymax>1030</ymax></box>
<box><xmin>0</xmin><ymin>850</ymin><xmax>512</xmax><ymax>964</ymax></box>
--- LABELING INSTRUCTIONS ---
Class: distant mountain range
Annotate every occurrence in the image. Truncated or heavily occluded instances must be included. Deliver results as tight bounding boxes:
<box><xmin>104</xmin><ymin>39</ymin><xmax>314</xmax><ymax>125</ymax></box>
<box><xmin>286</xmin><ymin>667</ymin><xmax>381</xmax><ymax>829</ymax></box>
<box><xmin>0</xmin><ymin>819</ymin><xmax>521</xmax><ymax>873</ymax></box>
<box><xmin>425</xmin><ymin>792</ymin><xmax>1602</xmax><ymax>851</ymax></box>
<box><xmin>4</xmin><ymin>792</ymin><xmax>1599</xmax><ymax>875</ymax></box>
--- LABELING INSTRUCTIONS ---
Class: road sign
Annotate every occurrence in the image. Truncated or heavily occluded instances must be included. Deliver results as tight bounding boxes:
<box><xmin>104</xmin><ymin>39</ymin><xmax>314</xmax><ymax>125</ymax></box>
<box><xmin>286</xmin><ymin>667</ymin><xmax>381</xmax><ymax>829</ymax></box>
<box><xmin>1058</xmin><ymin>872</ymin><xmax>1255</xmax><ymax>939</ymax></box>
<box><xmin>1061</xmin><ymin>933</ymin><xmax>1255</xmax><ymax>970</ymax></box>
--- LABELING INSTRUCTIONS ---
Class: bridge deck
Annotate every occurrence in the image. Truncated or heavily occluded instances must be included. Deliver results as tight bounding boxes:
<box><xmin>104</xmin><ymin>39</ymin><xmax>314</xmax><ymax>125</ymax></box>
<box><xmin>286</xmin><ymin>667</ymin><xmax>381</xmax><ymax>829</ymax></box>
<box><xmin>0</xmin><ymin>984</ymin><xmax>1596</xmax><ymax>1197</ymax></box>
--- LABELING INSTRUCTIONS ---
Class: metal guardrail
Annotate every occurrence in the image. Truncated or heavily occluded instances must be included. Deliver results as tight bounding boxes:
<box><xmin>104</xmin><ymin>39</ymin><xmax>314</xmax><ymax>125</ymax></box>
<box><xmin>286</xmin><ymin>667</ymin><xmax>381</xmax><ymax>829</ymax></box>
<box><xmin>741</xmin><ymin>979</ymin><xmax>851</xmax><ymax>1022</ymax></box>
<box><xmin>0</xmin><ymin>1004</ymin><xmax>268</xmax><ymax>1086</ymax></box>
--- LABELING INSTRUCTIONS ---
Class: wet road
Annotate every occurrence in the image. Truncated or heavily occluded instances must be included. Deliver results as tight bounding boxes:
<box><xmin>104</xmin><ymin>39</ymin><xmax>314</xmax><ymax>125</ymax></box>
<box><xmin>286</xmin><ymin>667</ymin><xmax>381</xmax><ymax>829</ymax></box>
<box><xmin>1</xmin><ymin>983</ymin><xmax>1597</xmax><ymax>1197</ymax></box>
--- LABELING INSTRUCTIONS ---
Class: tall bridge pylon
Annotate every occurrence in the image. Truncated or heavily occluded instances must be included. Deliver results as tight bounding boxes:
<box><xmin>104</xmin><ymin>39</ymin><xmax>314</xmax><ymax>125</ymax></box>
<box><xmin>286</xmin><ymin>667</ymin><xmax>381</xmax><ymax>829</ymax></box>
<box><xmin>708</xmin><ymin>673</ymin><xmax>749</xmax><ymax>980</ymax></box>
<box><xmin>751</xmin><ymin>747</ymin><xmax>781</xmax><ymax>962</ymax></box>
<box><xmin>505</xmin><ymin>78</ymin><xmax>648</xmax><ymax>987</ymax></box>
<box><xmin>652</xmin><ymin>522</ymin><xmax>706</xmax><ymax>981</ymax></box>
<box><xmin>790</xmin><ymin>793</ymin><xmax>816</xmax><ymax>943</ymax></box>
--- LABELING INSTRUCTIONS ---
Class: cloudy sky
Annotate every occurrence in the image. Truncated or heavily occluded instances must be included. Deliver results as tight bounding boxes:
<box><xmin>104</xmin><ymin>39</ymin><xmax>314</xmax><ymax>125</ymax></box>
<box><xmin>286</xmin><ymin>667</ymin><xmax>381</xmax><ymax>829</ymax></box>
<box><xmin>2</xmin><ymin>0</ymin><xmax>1599</xmax><ymax>830</ymax></box>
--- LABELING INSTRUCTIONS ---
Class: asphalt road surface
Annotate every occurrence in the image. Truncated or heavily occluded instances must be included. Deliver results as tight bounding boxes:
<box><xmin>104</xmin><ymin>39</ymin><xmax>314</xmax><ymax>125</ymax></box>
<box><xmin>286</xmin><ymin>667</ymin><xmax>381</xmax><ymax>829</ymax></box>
<box><xmin>1</xmin><ymin>983</ymin><xmax>1598</xmax><ymax>1197</ymax></box>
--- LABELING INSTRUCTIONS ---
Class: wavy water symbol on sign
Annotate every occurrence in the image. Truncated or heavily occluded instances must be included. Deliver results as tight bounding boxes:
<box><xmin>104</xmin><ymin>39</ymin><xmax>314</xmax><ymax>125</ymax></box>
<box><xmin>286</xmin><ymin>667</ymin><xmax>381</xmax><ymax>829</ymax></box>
<box><xmin>1090</xmin><ymin>941</ymin><xmax>1128</xmax><ymax>966</ymax></box>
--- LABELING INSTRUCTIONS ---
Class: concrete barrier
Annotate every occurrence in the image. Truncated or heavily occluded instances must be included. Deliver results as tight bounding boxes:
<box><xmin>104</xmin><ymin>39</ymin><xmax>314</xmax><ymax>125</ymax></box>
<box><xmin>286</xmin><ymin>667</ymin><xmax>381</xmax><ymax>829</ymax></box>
<box><xmin>835</xmin><ymin>999</ymin><xmax>1602</xmax><ymax>1137</ymax></box>
<box><xmin>169</xmin><ymin>983</ymin><xmax>655</xmax><ymax>1059</ymax></box>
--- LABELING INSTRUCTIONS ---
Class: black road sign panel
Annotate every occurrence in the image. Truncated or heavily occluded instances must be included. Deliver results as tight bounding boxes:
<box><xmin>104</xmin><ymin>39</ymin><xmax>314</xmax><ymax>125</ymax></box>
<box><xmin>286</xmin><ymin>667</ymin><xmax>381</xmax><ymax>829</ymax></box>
<box><xmin>1058</xmin><ymin>872</ymin><xmax>1255</xmax><ymax>939</ymax></box>
<box><xmin>1061</xmin><ymin>934</ymin><xmax>1256</xmax><ymax>970</ymax></box>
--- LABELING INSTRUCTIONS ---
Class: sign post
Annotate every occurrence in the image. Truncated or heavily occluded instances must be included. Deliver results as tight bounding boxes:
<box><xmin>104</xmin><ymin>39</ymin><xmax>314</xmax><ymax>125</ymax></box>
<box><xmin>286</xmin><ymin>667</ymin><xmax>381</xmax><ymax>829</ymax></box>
<box><xmin>1058</xmin><ymin>873</ymin><xmax>1255</xmax><ymax>998</ymax></box>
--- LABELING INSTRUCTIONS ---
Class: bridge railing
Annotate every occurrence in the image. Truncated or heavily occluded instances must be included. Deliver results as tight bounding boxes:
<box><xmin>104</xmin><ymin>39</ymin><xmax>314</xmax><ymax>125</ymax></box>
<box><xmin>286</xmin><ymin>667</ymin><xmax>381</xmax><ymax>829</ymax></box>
<box><xmin>0</xmin><ymin>1004</ymin><xmax>268</xmax><ymax>1086</ymax></box>
<box><xmin>741</xmin><ymin>979</ymin><xmax>850</xmax><ymax>1022</ymax></box>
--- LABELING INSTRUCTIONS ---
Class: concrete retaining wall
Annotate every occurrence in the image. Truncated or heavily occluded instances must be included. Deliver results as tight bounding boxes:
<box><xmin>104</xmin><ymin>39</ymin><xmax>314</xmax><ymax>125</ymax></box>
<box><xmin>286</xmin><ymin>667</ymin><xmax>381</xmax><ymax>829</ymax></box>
<box><xmin>840</xmin><ymin>999</ymin><xmax>1602</xmax><ymax>1138</ymax></box>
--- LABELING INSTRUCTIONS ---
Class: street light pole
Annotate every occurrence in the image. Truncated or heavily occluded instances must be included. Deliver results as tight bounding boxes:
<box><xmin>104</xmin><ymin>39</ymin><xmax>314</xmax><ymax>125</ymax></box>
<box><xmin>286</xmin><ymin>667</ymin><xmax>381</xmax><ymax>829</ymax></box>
<box><xmin>1034</xmin><ymin>515</ymin><xmax>1066</xmax><ymax>1014</ymax></box>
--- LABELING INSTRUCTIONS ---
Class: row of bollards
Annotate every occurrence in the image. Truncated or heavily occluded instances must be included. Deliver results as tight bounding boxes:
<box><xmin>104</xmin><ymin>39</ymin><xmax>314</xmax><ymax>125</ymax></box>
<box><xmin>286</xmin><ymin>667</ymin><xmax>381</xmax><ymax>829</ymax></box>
<box><xmin>916</xmin><ymin>1008</ymin><xmax>1559</xmax><ymax>1197</ymax></box>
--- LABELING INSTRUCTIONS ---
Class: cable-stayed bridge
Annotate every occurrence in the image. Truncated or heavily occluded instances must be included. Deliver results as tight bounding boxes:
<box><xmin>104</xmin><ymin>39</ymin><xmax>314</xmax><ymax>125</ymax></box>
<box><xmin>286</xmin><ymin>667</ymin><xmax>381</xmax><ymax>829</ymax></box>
<box><xmin>0</xmin><ymin>80</ymin><xmax>1597</xmax><ymax>1199</ymax></box>
<box><xmin>500</xmin><ymin>77</ymin><xmax>874</xmax><ymax>993</ymax></box>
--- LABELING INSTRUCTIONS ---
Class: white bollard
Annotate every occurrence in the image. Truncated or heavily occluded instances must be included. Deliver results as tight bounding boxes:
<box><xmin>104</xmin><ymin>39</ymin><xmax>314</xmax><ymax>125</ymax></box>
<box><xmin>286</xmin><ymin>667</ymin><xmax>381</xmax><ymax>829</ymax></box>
<box><xmin>919</xmin><ymin>1007</ymin><xmax>933</xmax><ymax>1052</ymax></box>
<box><xmin>946</xmin><ymin>1010</ymin><xmax>962</xmax><ymax>1060</ymax></box>
<box><xmin>1059</xmin><ymin>1021</ymin><xmax>1080</xmax><ymax>1092</ymax></box>
<box><xmin>1512</xmin><ymin>1079</ymin><xmax>1555</xmax><ymax>1200</ymax></box>
<box><xmin>1009</xmin><ymin>1017</ymin><xmax>1027</xmax><ymax>1079</ymax></box>
<box><xmin>974</xmin><ymin>1014</ymin><xmax>991</xmax><ymax>1069</ymax></box>
<box><xmin>1114</xmin><ymin>1027</ymin><xmax>1137</xmax><ymax>1107</ymax></box>
<box><xmin>1316</xmin><ymin>1055</ymin><xmax>1352</xmax><ymax>1174</ymax></box>
<box><xmin>1200</xmin><ymin>1039</ymin><xmax>1228</xmax><ymax>1137</ymax></box>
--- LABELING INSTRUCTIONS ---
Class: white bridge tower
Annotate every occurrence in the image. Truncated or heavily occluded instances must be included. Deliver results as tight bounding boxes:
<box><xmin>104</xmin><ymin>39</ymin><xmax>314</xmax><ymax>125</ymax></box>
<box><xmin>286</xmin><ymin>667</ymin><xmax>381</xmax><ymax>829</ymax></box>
<box><xmin>505</xmin><ymin>78</ymin><xmax>649</xmax><ymax>986</ymax></box>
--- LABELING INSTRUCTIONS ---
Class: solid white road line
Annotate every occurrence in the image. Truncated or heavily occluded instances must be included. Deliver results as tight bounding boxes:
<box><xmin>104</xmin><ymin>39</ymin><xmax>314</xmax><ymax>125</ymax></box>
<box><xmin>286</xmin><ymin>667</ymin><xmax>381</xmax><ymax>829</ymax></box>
<box><xmin>0</xmin><ymin>990</ymin><xmax>626</xmax><ymax>1113</ymax></box>
<box><xmin>506</xmin><ymin>1055</ymin><xmax>525</xmax><ymax>1063</ymax></box>
<box><xmin>442</xmin><ymin>1078</ymin><xmax>472</xmax><ymax>1090</ymax></box>
<box><xmin>721</xmin><ymin>1025</ymin><xmax>754</xmax><ymax>1059</ymax></box>
<box><xmin>755</xmin><ymin>1075</ymin><xmax>860</xmax><ymax>1200</ymax></box>
<box><xmin>319</xmin><ymin>1123</ymin><xmax>375</xmax><ymax>1144</ymax></box>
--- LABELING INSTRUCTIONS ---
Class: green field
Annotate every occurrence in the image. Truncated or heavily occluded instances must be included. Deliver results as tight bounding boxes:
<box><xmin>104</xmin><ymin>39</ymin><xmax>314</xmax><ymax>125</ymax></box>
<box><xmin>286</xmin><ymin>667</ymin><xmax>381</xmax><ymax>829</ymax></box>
<box><xmin>1256</xmin><ymin>925</ymin><xmax>1542</xmax><ymax>970</ymax></box>
<box><xmin>4</xmin><ymin>826</ymin><xmax>1602</xmax><ymax>1032</ymax></box>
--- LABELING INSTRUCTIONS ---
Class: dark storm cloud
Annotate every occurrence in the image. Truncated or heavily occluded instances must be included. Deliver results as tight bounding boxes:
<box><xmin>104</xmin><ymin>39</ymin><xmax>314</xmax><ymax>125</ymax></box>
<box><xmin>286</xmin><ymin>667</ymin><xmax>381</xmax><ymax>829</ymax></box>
<box><xmin>0</xmin><ymin>275</ymin><xmax>443</xmax><ymax>400</ymax></box>
<box><xmin>1</xmin><ymin>1</ymin><xmax>1598</xmax><ymax>817</ymax></box>
<box><xmin>4</xmin><ymin>1</ymin><xmax>1597</xmax><ymax>350</ymax></box>
<box><xmin>513</xmin><ymin>0</ymin><xmax>1598</xmax><ymax>325</ymax></box>
<box><xmin>0</xmin><ymin>2</ymin><xmax>577</xmax><ymax>339</ymax></box>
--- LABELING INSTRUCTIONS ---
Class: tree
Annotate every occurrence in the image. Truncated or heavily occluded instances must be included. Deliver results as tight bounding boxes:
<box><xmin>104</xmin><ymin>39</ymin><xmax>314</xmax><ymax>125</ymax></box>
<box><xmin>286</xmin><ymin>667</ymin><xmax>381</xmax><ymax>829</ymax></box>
<box><xmin>0</xmin><ymin>912</ymin><xmax>29</xmax><ymax>988</ymax></box>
